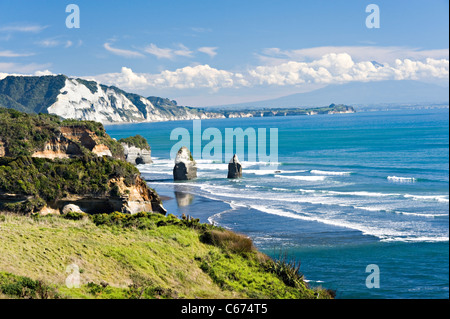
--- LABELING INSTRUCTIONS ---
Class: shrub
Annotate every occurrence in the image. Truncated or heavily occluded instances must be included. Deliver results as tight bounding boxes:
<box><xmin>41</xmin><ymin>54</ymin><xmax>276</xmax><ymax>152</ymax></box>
<box><xmin>262</xmin><ymin>252</ymin><xmax>306</xmax><ymax>289</ymax></box>
<box><xmin>0</xmin><ymin>272</ymin><xmax>59</xmax><ymax>299</ymax></box>
<box><xmin>118</xmin><ymin>135</ymin><xmax>150</xmax><ymax>151</ymax></box>
<box><xmin>200</xmin><ymin>229</ymin><xmax>255</xmax><ymax>256</ymax></box>
<box><xmin>63</xmin><ymin>211</ymin><xmax>86</xmax><ymax>220</ymax></box>
<box><xmin>90</xmin><ymin>211</ymin><xmax>157</xmax><ymax>230</ymax></box>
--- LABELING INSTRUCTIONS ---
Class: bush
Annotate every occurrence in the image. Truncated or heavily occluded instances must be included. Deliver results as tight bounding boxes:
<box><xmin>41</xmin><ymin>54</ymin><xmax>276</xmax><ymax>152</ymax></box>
<box><xmin>0</xmin><ymin>272</ymin><xmax>59</xmax><ymax>299</ymax></box>
<box><xmin>200</xmin><ymin>229</ymin><xmax>255</xmax><ymax>256</ymax></box>
<box><xmin>63</xmin><ymin>211</ymin><xmax>86</xmax><ymax>220</ymax></box>
<box><xmin>118</xmin><ymin>135</ymin><xmax>150</xmax><ymax>151</ymax></box>
<box><xmin>127</xmin><ymin>274</ymin><xmax>178</xmax><ymax>299</ymax></box>
<box><xmin>91</xmin><ymin>211</ymin><xmax>157</xmax><ymax>230</ymax></box>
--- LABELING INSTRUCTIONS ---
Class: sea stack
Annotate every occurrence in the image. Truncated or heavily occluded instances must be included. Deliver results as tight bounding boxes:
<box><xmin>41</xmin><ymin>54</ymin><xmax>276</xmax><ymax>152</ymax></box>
<box><xmin>228</xmin><ymin>154</ymin><xmax>242</xmax><ymax>179</ymax></box>
<box><xmin>121</xmin><ymin>143</ymin><xmax>152</xmax><ymax>165</ymax></box>
<box><xmin>173</xmin><ymin>146</ymin><xmax>197</xmax><ymax>180</ymax></box>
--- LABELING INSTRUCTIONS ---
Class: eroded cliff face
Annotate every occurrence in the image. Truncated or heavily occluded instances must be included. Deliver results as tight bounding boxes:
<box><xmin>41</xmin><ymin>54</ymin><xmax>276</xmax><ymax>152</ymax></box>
<box><xmin>121</xmin><ymin>143</ymin><xmax>152</xmax><ymax>165</ymax></box>
<box><xmin>35</xmin><ymin>175</ymin><xmax>166</xmax><ymax>216</ymax></box>
<box><xmin>0</xmin><ymin>108</ymin><xmax>165</xmax><ymax>216</ymax></box>
<box><xmin>58</xmin><ymin>126</ymin><xmax>113</xmax><ymax>157</ymax></box>
<box><xmin>0</xmin><ymin>125</ymin><xmax>113</xmax><ymax>159</ymax></box>
<box><xmin>31</xmin><ymin>127</ymin><xmax>113</xmax><ymax>159</ymax></box>
<box><xmin>111</xmin><ymin>176</ymin><xmax>166</xmax><ymax>215</ymax></box>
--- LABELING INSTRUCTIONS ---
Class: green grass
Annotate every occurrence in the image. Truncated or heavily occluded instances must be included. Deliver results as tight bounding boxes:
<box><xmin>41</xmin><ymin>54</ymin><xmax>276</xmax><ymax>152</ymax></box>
<box><xmin>0</xmin><ymin>212</ymin><xmax>333</xmax><ymax>299</ymax></box>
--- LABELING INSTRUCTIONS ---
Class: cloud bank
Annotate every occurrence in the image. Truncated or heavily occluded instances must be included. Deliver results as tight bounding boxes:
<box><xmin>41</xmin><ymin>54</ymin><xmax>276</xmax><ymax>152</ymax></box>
<box><xmin>89</xmin><ymin>51</ymin><xmax>448</xmax><ymax>92</ymax></box>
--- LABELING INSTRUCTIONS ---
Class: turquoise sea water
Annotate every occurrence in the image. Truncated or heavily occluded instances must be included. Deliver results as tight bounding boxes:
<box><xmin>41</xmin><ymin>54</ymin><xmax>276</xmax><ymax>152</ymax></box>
<box><xmin>105</xmin><ymin>108</ymin><xmax>449</xmax><ymax>299</ymax></box>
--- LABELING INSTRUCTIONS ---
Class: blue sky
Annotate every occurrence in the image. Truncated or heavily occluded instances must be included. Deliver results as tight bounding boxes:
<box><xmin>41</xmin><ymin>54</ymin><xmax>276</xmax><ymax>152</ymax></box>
<box><xmin>0</xmin><ymin>0</ymin><xmax>448</xmax><ymax>106</ymax></box>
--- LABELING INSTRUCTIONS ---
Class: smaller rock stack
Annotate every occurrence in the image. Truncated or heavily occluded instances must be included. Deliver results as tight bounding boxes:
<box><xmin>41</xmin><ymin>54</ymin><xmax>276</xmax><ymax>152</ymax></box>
<box><xmin>227</xmin><ymin>154</ymin><xmax>243</xmax><ymax>179</ymax></box>
<box><xmin>173</xmin><ymin>147</ymin><xmax>197</xmax><ymax>180</ymax></box>
<box><xmin>121</xmin><ymin>143</ymin><xmax>152</xmax><ymax>165</ymax></box>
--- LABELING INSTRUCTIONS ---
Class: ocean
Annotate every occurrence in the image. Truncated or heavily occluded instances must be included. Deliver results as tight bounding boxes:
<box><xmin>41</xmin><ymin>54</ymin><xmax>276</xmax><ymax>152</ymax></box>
<box><xmin>105</xmin><ymin>108</ymin><xmax>449</xmax><ymax>299</ymax></box>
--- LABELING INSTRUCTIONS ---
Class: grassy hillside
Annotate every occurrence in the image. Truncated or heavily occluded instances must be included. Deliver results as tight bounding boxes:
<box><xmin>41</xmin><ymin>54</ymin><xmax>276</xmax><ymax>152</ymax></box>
<box><xmin>0</xmin><ymin>212</ymin><xmax>333</xmax><ymax>299</ymax></box>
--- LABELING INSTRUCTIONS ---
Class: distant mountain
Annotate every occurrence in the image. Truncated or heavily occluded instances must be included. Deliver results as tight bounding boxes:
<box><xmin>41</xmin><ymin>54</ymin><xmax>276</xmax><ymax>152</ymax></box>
<box><xmin>205</xmin><ymin>80</ymin><xmax>449</xmax><ymax>110</ymax></box>
<box><xmin>0</xmin><ymin>75</ymin><xmax>358</xmax><ymax>124</ymax></box>
<box><xmin>0</xmin><ymin>75</ymin><xmax>225</xmax><ymax>124</ymax></box>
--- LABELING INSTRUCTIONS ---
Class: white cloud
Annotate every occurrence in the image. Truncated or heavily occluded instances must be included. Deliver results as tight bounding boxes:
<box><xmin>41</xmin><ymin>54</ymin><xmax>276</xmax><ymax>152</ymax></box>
<box><xmin>85</xmin><ymin>51</ymin><xmax>449</xmax><ymax>93</ymax></box>
<box><xmin>249</xmin><ymin>53</ymin><xmax>448</xmax><ymax>86</ymax></box>
<box><xmin>173</xmin><ymin>44</ymin><xmax>194</xmax><ymax>58</ymax></box>
<box><xmin>0</xmin><ymin>62</ymin><xmax>52</xmax><ymax>74</ymax></box>
<box><xmin>0</xmin><ymin>24</ymin><xmax>48</xmax><ymax>33</ymax></box>
<box><xmin>258</xmin><ymin>46</ymin><xmax>449</xmax><ymax>65</ymax></box>
<box><xmin>144</xmin><ymin>43</ymin><xmax>174</xmax><ymax>59</ymax></box>
<box><xmin>34</xmin><ymin>38</ymin><xmax>78</xmax><ymax>49</ymax></box>
<box><xmin>149</xmin><ymin>64</ymin><xmax>249</xmax><ymax>90</ymax></box>
<box><xmin>0</xmin><ymin>50</ymin><xmax>34</xmax><ymax>57</ymax></box>
<box><xmin>90</xmin><ymin>67</ymin><xmax>148</xmax><ymax>91</ymax></box>
<box><xmin>37</xmin><ymin>39</ymin><xmax>60</xmax><ymax>48</ymax></box>
<box><xmin>144</xmin><ymin>43</ymin><xmax>194</xmax><ymax>59</ymax></box>
<box><xmin>33</xmin><ymin>70</ymin><xmax>54</xmax><ymax>76</ymax></box>
<box><xmin>65</xmin><ymin>40</ymin><xmax>73</xmax><ymax>48</ymax></box>
<box><xmin>198</xmin><ymin>46</ymin><xmax>218</xmax><ymax>58</ymax></box>
<box><xmin>90</xmin><ymin>65</ymin><xmax>249</xmax><ymax>92</ymax></box>
<box><xmin>190</xmin><ymin>27</ymin><xmax>212</xmax><ymax>33</ymax></box>
<box><xmin>104</xmin><ymin>43</ymin><xmax>144</xmax><ymax>58</ymax></box>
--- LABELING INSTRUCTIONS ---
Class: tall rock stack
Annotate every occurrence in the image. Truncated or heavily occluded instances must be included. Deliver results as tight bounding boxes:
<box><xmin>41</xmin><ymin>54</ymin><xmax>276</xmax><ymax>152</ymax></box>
<box><xmin>228</xmin><ymin>154</ymin><xmax>243</xmax><ymax>179</ymax></box>
<box><xmin>173</xmin><ymin>147</ymin><xmax>197</xmax><ymax>180</ymax></box>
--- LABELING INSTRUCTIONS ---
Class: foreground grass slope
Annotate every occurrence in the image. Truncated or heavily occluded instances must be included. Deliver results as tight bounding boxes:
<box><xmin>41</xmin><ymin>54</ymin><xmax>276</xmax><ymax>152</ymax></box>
<box><xmin>0</xmin><ymin>212</ymin><xmax>333</xmax><ymax>299</ymax></box>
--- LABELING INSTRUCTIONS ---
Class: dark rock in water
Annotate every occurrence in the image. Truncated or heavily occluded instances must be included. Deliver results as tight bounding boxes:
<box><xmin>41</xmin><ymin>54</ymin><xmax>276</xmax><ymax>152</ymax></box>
<box><xmin>228</xmin><ymin>154</ymin><xmax>242</xmax><ymax>179</ymax></box>
<box><xmin>173</xmin><ymin>147</ymin><xmax>197</xmax><ymax>180</ymax></box>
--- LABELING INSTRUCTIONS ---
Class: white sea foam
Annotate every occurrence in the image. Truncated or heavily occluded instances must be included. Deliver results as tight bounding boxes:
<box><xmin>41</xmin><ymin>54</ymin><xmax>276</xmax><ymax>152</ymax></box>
<box><xmin>310</xmin><ymin>170</ymin><xmax>352</xmax><ymax>176</ymax></box>
<box><xmin>387</xmin><ymin>176</ymin><xmax>416</xmax><ymax>183</ymax></box>
<box><xmin>353</xmin><ymin>206</ymin><xmax>385</xmax><ymax>212</ymax></box>
<box><xmin>247</xmin><ymin>205</ymin><xmax>407</xmax><ymax>240</ymax></box>
<box><xmin>394</xmin><ymin>211</ymin><xmax>448</xmax><ymax>218</ymax></box>
<box><xmin>248</xmin><ymin>205</ymin><xmax>448</xmax><ymax>242</ymax></box>
<box><xmin>207</xmin><ymin>201</ymin><xmax>240</xmax><ymax>227</ymax></box>
<box><xmin>381</xmin><ymin>236</ymin><xmax>449</xmax><ymax>243</ymax></box>
<box><xmin>326</xmin><ymin>190</ymin><xmax>399</xmax><ymax>197</ymax></box>
<box><xmin>246</xmin><ymin>169</ymin><xmax>307</xmax><ymax>176</ymax></box>
<box><xmin>404</xmin><ymin>194</ymin><xmax>449</xmax><ymax>203</ymax></box>
<box><xmin>275</xmin><ymin>175</ymin><xmax>327</xmax><ymax>181</ymax></box>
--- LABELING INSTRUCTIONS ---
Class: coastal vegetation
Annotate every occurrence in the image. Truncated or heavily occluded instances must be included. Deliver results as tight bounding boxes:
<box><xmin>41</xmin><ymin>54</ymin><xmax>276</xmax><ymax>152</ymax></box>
<box><xmin>0</xmin><ymin>155</ymin><xmax>138</xmax><ymax>213</ymax></box>
<box><xmin>0</xmin><ymin>107</ymin><xmax>125</xmax><ymax>159</ymax></box>
<box><xmin>118</xmin><ymin>135</ymin><xmax>151</xmax><ymax>151</ymax></box>
<box><xmin>0</xmin><ymin>106</ymin><xmax>334</xmax><ymax>299</ymax></box>
<box><xmin>0</xmin><ymin>212</ymin><xmax>334</xmax><ymax>299</ymax></box>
